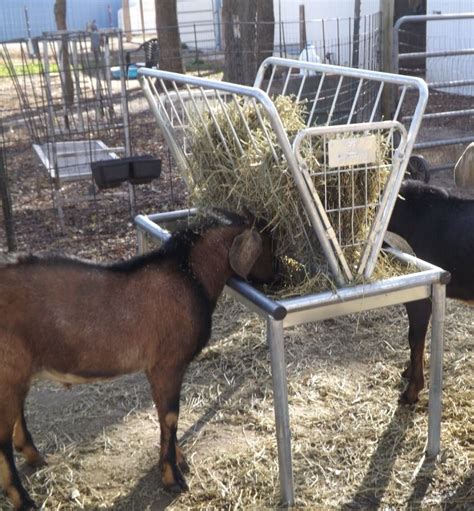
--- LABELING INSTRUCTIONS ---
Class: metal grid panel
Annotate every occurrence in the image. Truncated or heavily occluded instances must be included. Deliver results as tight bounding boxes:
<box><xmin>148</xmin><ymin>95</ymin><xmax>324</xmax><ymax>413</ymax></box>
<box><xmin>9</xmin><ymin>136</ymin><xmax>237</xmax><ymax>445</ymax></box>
<box><xmin>139</xmin><ymin>58</ymin><xmax>427</xmax><ymax>285</ymax></box>
<box><xmin>33</xmin><ymin>140</ymin><xmax>120</xmax><ymax>181</ymax></box>
<box><xmin>1</xmin><ymin>29</ymin><xmax>130</xmax><ymax>185</ymax></box>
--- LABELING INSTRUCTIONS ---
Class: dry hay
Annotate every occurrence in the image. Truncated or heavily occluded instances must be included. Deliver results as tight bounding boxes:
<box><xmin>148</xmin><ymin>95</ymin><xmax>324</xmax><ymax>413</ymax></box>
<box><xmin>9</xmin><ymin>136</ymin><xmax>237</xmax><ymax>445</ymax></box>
<box><xmin>2</xmin><ymin>296</ymin><xmax>471</xmax><ymax>510</ymax></box>
<box><xmin>187</xmin><ymin>95</ymin><xmax>398</xmax><ymax>294</ymax></box>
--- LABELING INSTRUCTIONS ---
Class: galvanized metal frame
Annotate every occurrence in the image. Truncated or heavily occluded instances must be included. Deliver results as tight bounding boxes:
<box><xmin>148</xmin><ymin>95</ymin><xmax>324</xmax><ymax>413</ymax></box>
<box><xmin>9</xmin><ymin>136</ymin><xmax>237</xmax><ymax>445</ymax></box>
<box><xmin>393</xmin><ymin>13</ymin><xmax>474</xmax><ymax>169</ymax></box>
<box><xmin>293</xmin><ymin>120</ymin><xmax>408</xmax><ymax>279</ymax></box>
<box><xmin>138</xmin><ymin>60</ymin><xmax>427</xmax><ymax>287</ymax></box>
<box><xmin>135</xmin><ymin>210</ymin><xmax>448</xmax><ymax>507</ymax></box>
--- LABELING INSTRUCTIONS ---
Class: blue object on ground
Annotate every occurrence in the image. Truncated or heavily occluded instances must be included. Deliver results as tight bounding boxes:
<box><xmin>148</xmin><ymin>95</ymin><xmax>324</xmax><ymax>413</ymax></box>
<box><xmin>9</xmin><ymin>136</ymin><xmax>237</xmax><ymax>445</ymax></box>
<box><xmin>111</xmin><ymin>65</ymin><xmax>139</xmax><ymax>80</ymax></box>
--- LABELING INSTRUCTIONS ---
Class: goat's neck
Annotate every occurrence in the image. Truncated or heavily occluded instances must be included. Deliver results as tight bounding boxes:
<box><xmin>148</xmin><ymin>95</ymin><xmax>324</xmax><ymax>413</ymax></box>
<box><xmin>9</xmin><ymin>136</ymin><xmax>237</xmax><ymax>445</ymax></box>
<box><xmin>189</xmin><ymin>226</ymin><xmax>243</xmax><ymax>302</ymax></box>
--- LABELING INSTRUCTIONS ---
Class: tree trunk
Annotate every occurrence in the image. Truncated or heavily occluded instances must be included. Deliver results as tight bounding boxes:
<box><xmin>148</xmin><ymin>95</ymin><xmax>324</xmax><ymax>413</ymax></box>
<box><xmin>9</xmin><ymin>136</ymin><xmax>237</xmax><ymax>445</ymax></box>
<box><xmin>222</xmin><ymin>0</ymin><xmax>242</xmax><ymax>83</ymax></box>
<box><xmin>257</xmin><ymin>0</ymin><xmax>275</xmax><ymax>68</ymax></box>
<box><xmin>240</xmin><ymin>0</ymin><xmax>257</xmax><ymax>84</ymax></box>
<box><xmin>155</xmin><ymin>0</ymin><xmax>184</xmax><ymax>73</ymax></box>
<box><xmin>223</xmin><ymin>0</ymin><xmax>274</xmax><ymax>85</ymax></box>
<box><xmin>53</xmin><ymin>0</ymin><xmax>74</xmax><ymax>112</ymax></box>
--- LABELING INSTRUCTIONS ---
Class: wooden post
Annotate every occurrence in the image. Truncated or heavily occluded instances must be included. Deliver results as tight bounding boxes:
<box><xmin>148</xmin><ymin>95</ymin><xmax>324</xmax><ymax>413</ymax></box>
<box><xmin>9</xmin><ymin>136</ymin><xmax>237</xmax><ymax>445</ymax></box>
<box><xmin>0</xmin><ymin>141</ymin><xmax>16</xmax><ymax>252</ymax></box>
<box><xmin>123</xmin><ymin>0</ymin><xmax>132</xmax><ymax>42</ymax></box>
<box><xmin>352</xmin><ymin>0</ymin><xmax>361</xmax><ymax>68</ymax></box>
<box><xmin>299</xmin><ymin>4</ymin><xmax>306</xmax><ymax>51</ymax></box>
<box><xmin>139</xmin><ymin>0</ymin><xmax>146</xmax><ymax>42</ymax></box>
<box><xmin>380</xmin><ymin>0</ymin><xmax>395</xmax><ymax>119</ymax></box>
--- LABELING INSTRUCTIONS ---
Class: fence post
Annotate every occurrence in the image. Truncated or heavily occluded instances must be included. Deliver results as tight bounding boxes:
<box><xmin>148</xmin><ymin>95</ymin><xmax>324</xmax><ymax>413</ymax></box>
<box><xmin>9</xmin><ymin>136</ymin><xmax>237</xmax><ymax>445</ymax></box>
<box><xmin>123</xmin><ymin>0</ymin><xmax>132</xmax><ymax>42</ymax></box>
<box><xmin>299</xmin><ymin>4</ymin><xmax>306</xmax><ymax>51</ymax></box>
<box><xmin>352</xmin><ymin>0</ymin><xmax>361</xmax><ymax>68</ymax></box>
<box><xmin>380</xmin><ymin>0</ymin><xmax>395</xmax><ymax>118</ymax></box>
<box><xmin>0</xmin><ymin>137</ymin><xmax>16</xmax><ymax>252</ymax></box>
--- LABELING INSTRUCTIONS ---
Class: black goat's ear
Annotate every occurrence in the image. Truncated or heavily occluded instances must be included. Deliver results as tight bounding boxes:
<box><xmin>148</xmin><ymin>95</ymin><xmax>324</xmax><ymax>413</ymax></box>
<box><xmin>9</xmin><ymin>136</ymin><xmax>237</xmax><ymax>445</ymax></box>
<box><xmin>229</xmin><ymin>229</ymin><xmax>263</xmax><ymax>279</ymax></box>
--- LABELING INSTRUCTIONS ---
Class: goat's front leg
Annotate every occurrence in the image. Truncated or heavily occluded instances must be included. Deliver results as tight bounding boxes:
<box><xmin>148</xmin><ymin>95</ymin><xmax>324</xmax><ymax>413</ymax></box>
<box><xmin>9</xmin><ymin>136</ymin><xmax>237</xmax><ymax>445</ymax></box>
<box><xmin>401</xmin><ymin>299</ymin><xmax>432</xmax><ymax>404</ymax></box>
<box><xmin>147</xmin><ymin>364</ymin><xmax>188</xmax><ymax>492</ymax></box>
<box><xmin>0</xmin><ymin>395</ymin><xmax>36</xmax><ymax>510</ymax></box>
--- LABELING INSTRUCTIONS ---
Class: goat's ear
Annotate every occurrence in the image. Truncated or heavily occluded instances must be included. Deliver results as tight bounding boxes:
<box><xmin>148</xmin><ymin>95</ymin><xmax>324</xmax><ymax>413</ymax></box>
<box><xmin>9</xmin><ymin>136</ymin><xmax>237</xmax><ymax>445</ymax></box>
<box><xmin>229</xmin><ymin>229</ymin><xmax>263</xmax><ymax>279</ymax></box>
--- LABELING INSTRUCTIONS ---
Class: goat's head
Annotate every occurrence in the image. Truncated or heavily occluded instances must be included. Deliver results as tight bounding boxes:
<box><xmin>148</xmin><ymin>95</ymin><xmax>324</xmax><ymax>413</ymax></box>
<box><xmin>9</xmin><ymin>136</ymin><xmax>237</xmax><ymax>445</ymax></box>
<box><xmin>209</xmin><ymin>208</ymin><xmax>278</xmax><ymax>284</ymax></box>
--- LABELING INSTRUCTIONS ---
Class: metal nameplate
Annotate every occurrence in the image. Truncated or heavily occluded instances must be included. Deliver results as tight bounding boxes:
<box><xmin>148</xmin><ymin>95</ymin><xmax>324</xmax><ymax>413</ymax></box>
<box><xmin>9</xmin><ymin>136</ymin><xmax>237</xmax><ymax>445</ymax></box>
<box><xmin>328</xmin><ymin>135</ymin><xmax>377</xmax><ymax>167</ymax></box>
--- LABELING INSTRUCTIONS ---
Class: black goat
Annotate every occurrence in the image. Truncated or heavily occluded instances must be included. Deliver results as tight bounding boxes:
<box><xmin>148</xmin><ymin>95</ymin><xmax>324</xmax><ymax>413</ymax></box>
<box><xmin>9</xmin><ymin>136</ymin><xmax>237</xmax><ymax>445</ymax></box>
<box><xmin>0</xmin><ymin>216</ymin><xmax>275</xmax><ymax>510</ymax></box>
<box><xmin>388</xmin><ymin>179</ymin><xmax>474</xmax><ymax>403</ymax></box>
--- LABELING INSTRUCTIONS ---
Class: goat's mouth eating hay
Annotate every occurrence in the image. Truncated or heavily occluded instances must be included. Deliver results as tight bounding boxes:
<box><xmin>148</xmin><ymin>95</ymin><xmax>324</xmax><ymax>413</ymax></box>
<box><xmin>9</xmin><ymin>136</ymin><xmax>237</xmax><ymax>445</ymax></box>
<box><xmin>186</xmin><ymin>95</ymin><xmax>406</xmax><ymax>294</ymax></box>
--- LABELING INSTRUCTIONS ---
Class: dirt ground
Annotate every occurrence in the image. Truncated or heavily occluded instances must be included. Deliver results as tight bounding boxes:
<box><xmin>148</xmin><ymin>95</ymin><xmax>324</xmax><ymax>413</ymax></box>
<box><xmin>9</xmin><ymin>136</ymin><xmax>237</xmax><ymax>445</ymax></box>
<box><xmin>0</xmin><ymin>68</ymin><xmax>473</xmax><ymax>509</ymax></box>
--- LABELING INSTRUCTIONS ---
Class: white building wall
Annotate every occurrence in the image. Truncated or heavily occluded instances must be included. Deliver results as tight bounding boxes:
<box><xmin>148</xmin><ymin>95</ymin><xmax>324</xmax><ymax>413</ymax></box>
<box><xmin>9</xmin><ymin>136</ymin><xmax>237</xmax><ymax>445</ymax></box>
<box><xmin>426</xmin><ymin>0</ymin><xmax>474</xmax><ymax>95</ymax></box>
<box><xmin>118</xmin><ymin>0</ymin><xmax>216</xmax><ymax>49</ymax></box>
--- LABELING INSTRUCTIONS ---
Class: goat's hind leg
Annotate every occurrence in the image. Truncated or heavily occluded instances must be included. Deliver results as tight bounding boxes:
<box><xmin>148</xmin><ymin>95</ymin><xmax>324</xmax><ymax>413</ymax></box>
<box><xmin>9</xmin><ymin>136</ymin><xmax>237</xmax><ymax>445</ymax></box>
<box><xmin>0</xmin><ymin>397</ymin><xmax>37</xmax><ymax>510</ymax></box>
<box><xmin>401</xmin><ymin>299</ymin><xmax>432</xmax><ymax>404</ymax></box>
<box><xmin>147</xmin><ymin>365</ymin><xmax>188</xmax><ymax>492</ymax></box>
<box><xmin>13</xmin><ymin>407</ymin><xmax>45</xmax><ymax>468</ymax></box>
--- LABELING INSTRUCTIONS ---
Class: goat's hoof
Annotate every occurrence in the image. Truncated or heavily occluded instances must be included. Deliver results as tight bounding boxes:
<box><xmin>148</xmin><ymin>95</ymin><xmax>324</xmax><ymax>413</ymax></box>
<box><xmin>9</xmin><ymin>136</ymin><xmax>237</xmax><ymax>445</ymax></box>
<box><xmin>164</xmin><ymin>474</ymin><xmax>189</xmax><ymax>493</ymax></box>
<box><xmin>17</xmin><ymin>496</ymin><xmax>37</xmax><ymax>510</ymax></box>
<box><xmin>399</xmin><ymin>388</ymin><xmax>419</xmax><ymax>405</ymax></box>
<box><xmin>162</xmin><ymin>462</ymin><xmax>189</xmax><ymax>493</ymax></box>
<box><xmin>28</xmin><ymin>454</ymin><xmax>47</xmax><ymax>468</ymax></box>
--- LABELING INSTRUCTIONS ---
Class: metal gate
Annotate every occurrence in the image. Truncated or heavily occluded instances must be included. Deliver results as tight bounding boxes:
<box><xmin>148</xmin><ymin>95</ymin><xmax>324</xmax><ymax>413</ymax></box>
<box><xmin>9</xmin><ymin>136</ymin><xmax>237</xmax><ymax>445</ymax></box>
<box><xmin>393</xmin><ymin>13</ymin><xmax>474</xmax><ymax>174</ymax></box>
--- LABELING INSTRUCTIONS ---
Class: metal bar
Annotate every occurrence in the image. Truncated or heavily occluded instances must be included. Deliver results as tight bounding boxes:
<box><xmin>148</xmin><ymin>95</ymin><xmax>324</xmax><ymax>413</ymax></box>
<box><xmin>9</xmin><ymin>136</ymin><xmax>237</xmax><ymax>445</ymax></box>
<box><xmin>426</xmin><ymin>282</ymin><xmax>446</xmax><ymax>458</ymax></box>
<box><xmin>394</xmin><ymin>12</ymin><xmax>474</xmax><ymax>29</ymax></box>
<box><xmin>147</xmin><ymin>208</ymin><xmax>198</xmax><ymax>223</ymax></box>
<box><xmin>326</xmin><ymin>75</ymin><xmax>344</xmax><ymax>126</ymax></box>
<box><xmin>139</xmin><ymin>76</ymin><xmax>189</xmax><ymax>175</ymax></box>
<box><xmin>414</xmin><ymin>136</ymin><xmax>474</xmax><ymax>150</ymax></box>
<box><xmin>281</xmin><ymin>67</ymin><xmax>293</xmax><ymax>96</ymax></box>
<box><xmin>369</xmin><ymin>81</ymin><xmax>384</xmax><ymax>122</ymax></box>
<box><xmin>254</xmin><ymin>57</ymin><xmax>429</xmax><ymax>98</ymax></box>
<box><xmin>216</xmin><ymin>91</ymin><xmax>244</xmax><ymax>156</ymax></box>
<box><xmin>225</xmin><ymin>280</ymin><xmax>287</xmax><ymax>320</ymax></box>
<box><xmin>428</xmin><ymin>78</ymin><xmax>474</xmax><ymax>89</ymax></box>
<box><xmin>306</xmin><ymin>72</ymin><xmax>326</xmax><ymax>127</ymax></box>
<box><xmin>347</xmin><ymin>78</ymin><xmax>363</xmax><ymax>124</ymax></box>
<box><xmin>384</xmin><ymin>247</ymin><xmax>450</xmax><ymax>275</ymax></box>
<box><xmin>267</xmin><ymin>318</ymin><xmax>294</xmax><ymax>507</ymax></box>
<box><xmin>233</xmin><ymin>96</ymin><xmax>259</xmax><ymax>152</ymax></box>
<box><xmin>280</xmin><ymin>267</ymin><xmax>445</xmax><ymax>316</ymax></box>
<box><xmin>252</xmin><ymin>98</ymin><xmax>279</xmax><ymax>162</ymax></box>
<box><xmin>283</xmin><ymin>286</ymin><xmax>431</xmax><ymax>328</ymax></box>
<box><xmin>403</xmin><ymin>108</ymin><xmax>474</xmax><ymax>122</ymax></box>
<box><xmin>393</xmin><ymin>85</ymin><xmax>407</xmax><ymax>124</ymax></box>
<box><xmin>399</xmin><ymin>48</ymin><xmax>474</xmax><ymax>60</ymax></box>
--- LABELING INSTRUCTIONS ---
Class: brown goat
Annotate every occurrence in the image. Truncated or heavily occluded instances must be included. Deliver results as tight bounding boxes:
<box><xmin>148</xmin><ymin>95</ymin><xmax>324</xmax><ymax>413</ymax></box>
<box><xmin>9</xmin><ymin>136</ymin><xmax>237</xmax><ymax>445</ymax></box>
<box><xmin>0</xmin><ymin>217</ymin><xmax>274</xmax><ymax>510</ymax></box>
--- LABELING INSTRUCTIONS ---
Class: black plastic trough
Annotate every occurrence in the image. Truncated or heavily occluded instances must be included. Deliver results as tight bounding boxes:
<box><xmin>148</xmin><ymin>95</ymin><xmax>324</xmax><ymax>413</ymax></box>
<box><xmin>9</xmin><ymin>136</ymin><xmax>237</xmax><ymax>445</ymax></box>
<box><xmin>91</xmin><ymin>156</ymin><xmax>161</xmax><ymax>189</ymax></box>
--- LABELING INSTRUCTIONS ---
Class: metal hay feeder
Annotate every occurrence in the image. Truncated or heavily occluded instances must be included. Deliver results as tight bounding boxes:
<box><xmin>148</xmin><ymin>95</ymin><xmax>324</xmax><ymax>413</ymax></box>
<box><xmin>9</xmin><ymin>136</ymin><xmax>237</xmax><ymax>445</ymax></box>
<box><xmin>135</xmin><ymin>59</ymin><xmax>448</xmax><ymax>505</ymax></box>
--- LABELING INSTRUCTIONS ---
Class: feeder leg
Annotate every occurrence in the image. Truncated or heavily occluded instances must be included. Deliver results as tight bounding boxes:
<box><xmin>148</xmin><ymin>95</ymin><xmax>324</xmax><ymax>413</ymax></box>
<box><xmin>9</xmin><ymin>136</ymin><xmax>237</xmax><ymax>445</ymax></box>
<box><xmin>426</xmin><ymin>282</ymin><xmax>446</xmax><ymax>458</ymax></box>
<box><xmin>53</xmin><ymin>188</ymin><xmax>65</xmax><ymax>233</ymax></box>
<box><xmin>128</xmin><ymin>182</ymin><xmax>136</xmax><ymax>218</ymax></box>
<box><xmin>267</xmin><ymin>318</ymin><xmax>294</xmax><ymax>506</ymax></box>
<box><xmin>136</xmin><ymin>228</ymin><xmax>149</xmax><ymax>255</ymax></box>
